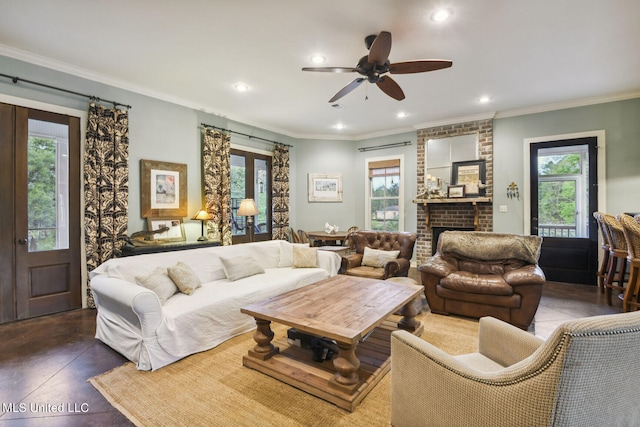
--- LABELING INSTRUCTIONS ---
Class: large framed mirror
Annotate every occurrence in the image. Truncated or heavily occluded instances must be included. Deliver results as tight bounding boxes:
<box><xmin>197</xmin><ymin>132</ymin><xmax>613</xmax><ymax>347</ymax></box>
<box><xmin>425</xmin><ymin>133</ymin><xmax>478</xmax><ymax>196</ymax></box>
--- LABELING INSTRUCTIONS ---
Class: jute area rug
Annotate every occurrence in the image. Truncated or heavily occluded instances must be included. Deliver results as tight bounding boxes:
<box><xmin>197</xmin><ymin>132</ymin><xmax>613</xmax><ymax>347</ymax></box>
<box><xmin>90</xmin><ymin>310</ymin><xmax>478</xmax><ymax>426</ymax></box>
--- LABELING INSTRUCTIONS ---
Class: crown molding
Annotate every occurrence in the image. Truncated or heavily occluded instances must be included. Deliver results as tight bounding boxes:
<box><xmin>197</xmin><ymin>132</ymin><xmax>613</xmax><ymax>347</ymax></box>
<box><xmin>495</xmin><ymin>91</ymin><xmax>640</xmax><ymax>119</ymax></box>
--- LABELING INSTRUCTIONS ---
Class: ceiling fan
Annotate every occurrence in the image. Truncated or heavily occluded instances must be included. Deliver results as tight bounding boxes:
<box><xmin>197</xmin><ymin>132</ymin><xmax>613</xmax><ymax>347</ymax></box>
<box><xmin>302</xmin><ymin>31</ymin><xmax>452</xmax><ymax>103</ymax></box>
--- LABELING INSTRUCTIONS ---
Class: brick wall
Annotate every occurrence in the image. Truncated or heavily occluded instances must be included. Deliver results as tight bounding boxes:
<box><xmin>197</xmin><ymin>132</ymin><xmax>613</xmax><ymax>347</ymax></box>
<box><xmin>415</xmin><ymin>119</ymin><xmax>494</xmax><ymax>264</ymax></box>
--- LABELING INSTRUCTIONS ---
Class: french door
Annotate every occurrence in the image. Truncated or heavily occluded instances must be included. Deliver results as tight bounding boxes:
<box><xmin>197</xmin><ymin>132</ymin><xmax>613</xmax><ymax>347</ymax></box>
<box><xmin>0</xmin><ymin>103</ymin><xmax>81</xmax><ymax>323</ymax></box>
<box><xmin>230</xmin><ymin>149</ymin><xmax>272</xmax><ymax>243</ymax></box>
<box><xmin>530</xmin><ymin>137</ymin><xmax>598</xmax><ymax>285</ymax></box>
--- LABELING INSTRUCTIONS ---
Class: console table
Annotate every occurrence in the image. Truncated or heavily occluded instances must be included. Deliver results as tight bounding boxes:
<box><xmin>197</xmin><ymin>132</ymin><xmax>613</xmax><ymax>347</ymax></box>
<box><xmin>119</xmin><ymin>240</ymin><xmax>221</xmax><ymax>257</ymax></box>
<box><xmin>413</xmin><ymin>197</ymin><xmax>492</xmax><ymax>229</ymax></box>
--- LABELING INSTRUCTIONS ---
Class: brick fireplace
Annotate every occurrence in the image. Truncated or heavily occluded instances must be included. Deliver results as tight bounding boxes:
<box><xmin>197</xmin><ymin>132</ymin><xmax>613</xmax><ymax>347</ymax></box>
<box><xmin>415</xmin><ymin>119</ymin><xmax>494</xmax><ymax>264</ymax></box>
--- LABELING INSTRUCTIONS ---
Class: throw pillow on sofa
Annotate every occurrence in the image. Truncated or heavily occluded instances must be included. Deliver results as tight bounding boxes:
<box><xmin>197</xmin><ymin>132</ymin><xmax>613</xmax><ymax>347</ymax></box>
<box><xmin>278</xmin><ymin>241</ymin><xmax>311</xmax><ymax>268</ymax></box>
<box><xmin>361</xmin><ymin>247</ymin><xmax>400</xmax><ymax>268</ymax></box>
<box><xmin>135</xmin><ymin>267</ymin><xmax>179</xmax><ymax>304</ymax></box>
<box><xmin>168</xmin><ymin>262</ymin><xmax>202</xmax><ymax>295</ymax></box>
<box><xmin>220</xmin><ymin>256</ymin><xmax>265</xmax><ymax>281</ymax></box>
<box><xmin>293</xmin><ymin>246</ymin><xmax>318</xmax><ymax>268</ymax></box>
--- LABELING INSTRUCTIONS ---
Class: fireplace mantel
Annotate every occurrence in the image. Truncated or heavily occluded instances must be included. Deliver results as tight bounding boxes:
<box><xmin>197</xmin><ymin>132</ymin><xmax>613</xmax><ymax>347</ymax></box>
<box><xmin>413</xmin><ymin>197</ymin><xmax>493</xmax><ymax>229</ymax></box>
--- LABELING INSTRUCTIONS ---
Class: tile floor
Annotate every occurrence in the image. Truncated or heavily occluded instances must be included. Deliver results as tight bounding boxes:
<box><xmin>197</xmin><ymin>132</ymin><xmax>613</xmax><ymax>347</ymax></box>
<box><xmin>0</xmin><ymin>274</ymin><xmax>623</xmax><ymax>426</ymax></box>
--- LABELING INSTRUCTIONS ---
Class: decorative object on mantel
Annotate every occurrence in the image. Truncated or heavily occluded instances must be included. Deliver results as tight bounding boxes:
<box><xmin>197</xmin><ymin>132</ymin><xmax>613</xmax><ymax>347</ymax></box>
<box><xmin>324</xmin><ymin>222</ymin><xmax>340</xmax><ymax>234</ymax></box>
<box><xmin>507</xmin><ymin>182</ymin><xmax>520</xmax><ymax>200</ymax></box>
<box><xmin>192</xmin><ymin>209</ymin><xmax>213</xmax><ymax>241</ymax></box>
<box><xmin>418</xmin><ymin>175</ymin><xmax>447</xmax><ymax>199</ymax></box>
<box><xmin>451</xmin><ymin>159</ymin><xmax>486</xmax><ymax>197</ymax></box>
<box><xmin>237</xmin><ymin>198</ymin><xmax>259</xmax><ymax>242</ymax></box>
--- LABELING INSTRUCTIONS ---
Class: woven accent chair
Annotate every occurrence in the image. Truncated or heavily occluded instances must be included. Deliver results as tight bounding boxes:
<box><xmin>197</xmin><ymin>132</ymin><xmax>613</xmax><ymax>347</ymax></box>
<box><xmin>593</xmin><ymin>212</ymin><xmax>611</xmax><ymax>293</ymax></box>
<box><xmin>391</xmin><ymin>312</ymin><xmax>640</xmax><ymax>427</ymax></box>
<box><xmin>619</xmin><ymin>214</ymin><xmax>640</xmax><ymax>312</ymax></box>
<box><xmin>601</xmin><ymin>213</ymin><xmax>628</xmax><ymax>305</ymax></box>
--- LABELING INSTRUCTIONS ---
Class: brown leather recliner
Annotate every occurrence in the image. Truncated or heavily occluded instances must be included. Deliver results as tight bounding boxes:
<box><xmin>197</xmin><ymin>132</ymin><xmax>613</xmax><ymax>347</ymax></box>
<box><xmin>419</xmin><ymin>231</ymin><xmax>546</xmax><ymax>329</ymax></box>
<box><xmin>340</xmin><ymin>230</ymin><xmax>417</xmax><ymax>279</ymax></box>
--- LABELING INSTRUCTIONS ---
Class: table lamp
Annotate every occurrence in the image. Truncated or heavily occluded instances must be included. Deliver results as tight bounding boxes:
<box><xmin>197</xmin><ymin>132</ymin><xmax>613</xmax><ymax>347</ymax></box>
<box><xmin>237</xmin><ymin>198</ymin><xmax>259</xmax><ymax>242</ymax></box>
<box><xmin>191</xmin><ymin>209</ymin><xmax>213</xmax><ymax>241</ymax></box>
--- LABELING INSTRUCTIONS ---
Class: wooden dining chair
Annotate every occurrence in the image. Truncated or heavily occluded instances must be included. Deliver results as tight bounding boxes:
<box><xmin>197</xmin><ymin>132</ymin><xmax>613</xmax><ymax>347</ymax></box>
<box><xmin>601</xmin><ymin>213</ymin><xmax>628</xmax><ymax>305</ymax></box>
<box><xmin>619</xmin><ymin>214</ymin><xmax>640</xmax><ymax>312</ymax></box>
<box><xmin>289</xmin><ymin>228</ymin><xmax>301</xmax><ymax>243</ymax></box>
<box><xmin>342</xmin><ymin>226</ymin><xmax>359</xmax><ymax>252</ymax></box>
<box><xmin>297</xmin><ymin>229</ymin><xmax>310</xmax><ymax>244</ymax></box>
<box><xmin>593</xmin><ymin>212</ymin><xmax>612</xmax><ymax>293</ymax></box>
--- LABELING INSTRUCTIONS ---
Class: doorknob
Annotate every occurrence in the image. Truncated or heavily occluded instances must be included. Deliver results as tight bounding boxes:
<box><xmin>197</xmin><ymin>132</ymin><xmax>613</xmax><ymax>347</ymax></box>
<box><xmin>18</xmin><ymin>238</ymin><xmax>28</xmax><ymax>245</ymax></box>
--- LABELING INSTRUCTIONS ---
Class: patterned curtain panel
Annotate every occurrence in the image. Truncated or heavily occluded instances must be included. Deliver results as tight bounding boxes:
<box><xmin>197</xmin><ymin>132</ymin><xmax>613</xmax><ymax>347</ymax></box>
<box><xmin>272</xmin><ymin>143</ymin><xmax>290</xmax><ymax>240</ymax></box>
<box><xmin>202</xmin><ymin>128</ymin><xmax>232</xmax><ymax>245</ymax></box>
<box><xmin>84</xmin><ymin>103</ymin><xmax>129</xmax><ymax>308</ymax></box>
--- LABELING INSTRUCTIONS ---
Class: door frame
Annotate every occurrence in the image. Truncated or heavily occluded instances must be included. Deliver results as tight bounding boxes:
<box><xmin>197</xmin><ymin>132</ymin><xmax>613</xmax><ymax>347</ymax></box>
<box><xmin>0</xmin><ymin>94</ymin><xmax>88</xmax><ymax>307</ymax></box>
<box><xmin>523</xmin><ymin>130</ymin><xmax>606</xmax><ymax>265</ymax></box>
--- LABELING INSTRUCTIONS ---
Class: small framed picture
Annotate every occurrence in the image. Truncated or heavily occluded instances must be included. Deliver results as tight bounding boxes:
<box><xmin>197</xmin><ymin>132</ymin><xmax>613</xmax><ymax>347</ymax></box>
<box><xmin>146</xmin><ymin>217</ymin><xmax>186</xmax><ymax>242</ymax></box>
<box><xmin>447</xmin><ymin>185</ymin><xmax>466</xmax><ymax>198</ymax></box>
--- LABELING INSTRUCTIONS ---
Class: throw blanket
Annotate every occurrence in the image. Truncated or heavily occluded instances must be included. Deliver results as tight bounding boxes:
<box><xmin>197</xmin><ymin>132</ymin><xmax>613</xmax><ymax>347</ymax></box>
<box><xmin>438</xmin><ymin>231</ymin><xmax>542</xmax><ymax>264</ymax></box>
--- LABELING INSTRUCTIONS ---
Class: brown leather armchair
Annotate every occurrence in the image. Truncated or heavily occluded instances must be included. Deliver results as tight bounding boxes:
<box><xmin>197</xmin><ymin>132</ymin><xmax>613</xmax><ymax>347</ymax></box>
<box><xmin>340</xmin><ymin>230</ymin><xmax>417</xmax><ymax>279</ymax></box>
<box><xmin>419</xmin><ymin>231</ymin><xmax>546</xmax><ymax>329</ymax></box>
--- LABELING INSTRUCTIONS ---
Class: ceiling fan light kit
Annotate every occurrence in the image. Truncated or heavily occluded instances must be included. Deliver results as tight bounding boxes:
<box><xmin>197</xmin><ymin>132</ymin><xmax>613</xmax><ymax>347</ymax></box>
<box><xmin>302</xmin><ymin>31</ymin><xmax>452</xmax><ymax>102</ymax></box>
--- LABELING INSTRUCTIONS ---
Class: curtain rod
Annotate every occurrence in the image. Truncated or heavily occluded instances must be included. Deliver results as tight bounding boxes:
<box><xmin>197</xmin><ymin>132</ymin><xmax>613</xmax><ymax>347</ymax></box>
<box><xmin>358</xmin><ymin>141</ymin><xmax>411</xmax><ymax>152</ymax></box>
<box><xmin>201</xmin><ymin>123</ymin><xmax>292</xmax><ymax>147</ymax></box>
<box><xmin>0</xmin><ymin>73</ymin><xmax>132</xmax><ymax>109</ymax></box>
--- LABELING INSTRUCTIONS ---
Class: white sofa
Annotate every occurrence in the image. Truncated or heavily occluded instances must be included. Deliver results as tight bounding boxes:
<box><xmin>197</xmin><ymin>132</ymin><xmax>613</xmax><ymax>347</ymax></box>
<box><xmin>90</xmin><ymin>240</ymin><xmax>341</xmax><ymax>371</ymax></box>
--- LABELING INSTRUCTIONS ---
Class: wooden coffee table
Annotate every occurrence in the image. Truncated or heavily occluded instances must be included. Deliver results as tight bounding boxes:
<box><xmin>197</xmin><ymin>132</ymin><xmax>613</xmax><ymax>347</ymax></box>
<box><xmin>241</xmin><ymin>275</ymin><xmax>423</xmax><ymax>412</ymax></box>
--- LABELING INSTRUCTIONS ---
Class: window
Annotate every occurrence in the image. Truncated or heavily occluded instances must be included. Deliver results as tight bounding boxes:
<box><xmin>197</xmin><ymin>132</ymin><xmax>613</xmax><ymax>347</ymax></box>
<box><xmin>230</xmin><ymin>148</ymin><xmax>271</xmax><ymax>243</ymax></box>
<box><xmin>366</xmin><ymin>157</ymin><xmax>403</xmax><ymax>231</ymax></box>
<box><xmin>536</xmin><ymin>145</ymin><xmax>589</xmax><ymax>238</ymax></box>
<box><xmin>27</xmin><ymin>118</ymin><xmax>70</xmax><ymax>251</ymax></box>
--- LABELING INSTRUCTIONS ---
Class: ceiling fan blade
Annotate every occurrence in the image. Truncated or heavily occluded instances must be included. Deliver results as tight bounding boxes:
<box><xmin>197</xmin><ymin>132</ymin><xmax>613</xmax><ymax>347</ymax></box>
<box><xmin>389</xmin><ymin>60</ymin><xmax>453</xmax><ymax>74</ymax></box>
<box><xmin>376</xmin><ymin>76</ymin><xmax>405</xmax><ymax>101</ymax></box>
<box><xmin>368</xmin><ymin>31</ymin><xmax>392</xmax><ymax>65</ymax></box>
<box><xmin>302</xmin><ymin>67</ymin><xmax>359</xmax><ymax>73</ymax></box>
<box><xmin>328</xmin><ymin>78</ymin><xmax>365</xmax><ymax>102</ymax></box>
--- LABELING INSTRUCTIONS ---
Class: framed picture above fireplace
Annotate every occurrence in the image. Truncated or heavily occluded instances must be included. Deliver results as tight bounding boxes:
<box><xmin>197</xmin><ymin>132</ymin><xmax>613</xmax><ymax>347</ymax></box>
<box><xmin>451</xmin><ymin>159</ymin><xmax>486</xmax><ymax>197</ymax></box>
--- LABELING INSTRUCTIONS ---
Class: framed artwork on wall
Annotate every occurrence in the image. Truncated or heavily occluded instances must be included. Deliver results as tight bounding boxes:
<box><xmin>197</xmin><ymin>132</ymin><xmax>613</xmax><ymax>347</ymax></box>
<box><xmin>451</xmin><ymin>159</ymin><xmax>486</xmax><ymax>197</ymax></box>
<box><xmin>308</xmin><ymin>173</ymin><xmax>343</xmax><ymax>202</ymax></box>
<box><xmin>146</xmin><ymin>217</ymin><xmax>186</xmax><ymax>242</ymax></box>
<box><xmin>141</xmin><ymin>159</ymin><xmax>187</xmax><ymax>218</ymax></box>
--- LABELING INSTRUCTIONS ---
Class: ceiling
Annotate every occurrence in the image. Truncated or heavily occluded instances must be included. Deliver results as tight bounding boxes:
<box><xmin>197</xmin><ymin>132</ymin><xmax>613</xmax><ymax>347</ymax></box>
<box><xmin>1</xmin><ymin>0</ymin><xmax>639</xmax><ymax>140</ymax></box>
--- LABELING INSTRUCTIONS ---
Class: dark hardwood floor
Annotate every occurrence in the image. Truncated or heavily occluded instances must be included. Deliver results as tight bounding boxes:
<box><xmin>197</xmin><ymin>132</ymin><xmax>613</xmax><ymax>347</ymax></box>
<box><xmin>0</xmin><ymin>272</ymin><xmax>623</xmax><ymax>426</ymax></box>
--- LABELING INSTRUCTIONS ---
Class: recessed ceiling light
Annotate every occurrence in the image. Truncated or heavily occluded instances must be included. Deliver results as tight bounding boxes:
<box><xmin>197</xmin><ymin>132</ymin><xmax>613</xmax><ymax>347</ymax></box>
<box><xmin>233</xmin><ymin>83</ymin><xmax>249</xmax><ymax>92</ymax></box>
<box><xmin>397</xmin><ymin>111</ymin><xmax>407</xmax><ymax>119</ymax></box>
<box><xmin>431</xmin><ymin>8</ymin><xmax>452</xmax><ymax>22</ymax></box>
<box><xmin>334</xmin><ymin>123</ymin><xmax>345</xmax><ymax>130</ymax></box>
<box><xmin>310</xmin><ymin>54</ymin><xmax>326</xmax><ymax>64</ymax></box>
<box><xmin>479</xmin><ymin>95</ymin><xmax>491</xmax><ymax>104</ymax></box>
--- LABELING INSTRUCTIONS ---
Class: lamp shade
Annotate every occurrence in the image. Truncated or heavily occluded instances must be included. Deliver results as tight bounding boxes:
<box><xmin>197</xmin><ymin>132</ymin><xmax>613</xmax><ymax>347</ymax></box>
<box><xmin>237</xmin><ymin>198</ymin><xmax>259</xmax><ymax>216</ymax></box>
<box><xmin>191</xmin><ymin>209</ymin><xmax>213</xmax><ymax>221</ymax></box>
